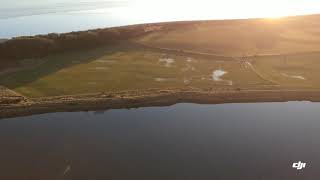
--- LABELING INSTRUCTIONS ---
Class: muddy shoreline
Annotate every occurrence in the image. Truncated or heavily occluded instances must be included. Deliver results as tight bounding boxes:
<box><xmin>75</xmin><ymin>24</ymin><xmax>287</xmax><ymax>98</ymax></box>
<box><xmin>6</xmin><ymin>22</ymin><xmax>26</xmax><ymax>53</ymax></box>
<box><xmin>1</xmin><ymin>88</ymin><xmax>320</xmax><ymax>119</ymax></box>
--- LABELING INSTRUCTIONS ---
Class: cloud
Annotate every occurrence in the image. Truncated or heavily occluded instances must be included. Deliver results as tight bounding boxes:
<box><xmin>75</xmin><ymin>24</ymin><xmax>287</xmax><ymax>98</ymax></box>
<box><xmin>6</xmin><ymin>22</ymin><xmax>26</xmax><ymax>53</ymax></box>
<box><xmin>0</xmin><ymin>0</ymin><xmax>129</xmax><ymax>19</ymax></box>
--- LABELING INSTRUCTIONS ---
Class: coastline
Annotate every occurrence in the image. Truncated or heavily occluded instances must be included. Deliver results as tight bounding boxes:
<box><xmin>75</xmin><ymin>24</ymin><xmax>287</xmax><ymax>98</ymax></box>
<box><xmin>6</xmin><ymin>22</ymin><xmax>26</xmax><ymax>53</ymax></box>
<box><xmin>1</xmin><ymin>88</ymin><xmax>320</xmax><ymax>119</ymax></box>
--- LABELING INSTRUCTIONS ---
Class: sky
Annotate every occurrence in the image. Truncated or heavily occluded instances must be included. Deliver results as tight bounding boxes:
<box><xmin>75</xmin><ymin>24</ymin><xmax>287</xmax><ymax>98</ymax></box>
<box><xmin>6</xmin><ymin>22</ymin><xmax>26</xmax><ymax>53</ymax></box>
<box><xmin>2</xmin><ymin>0</ymin><xmax>320</xmax><ymax>19</ymax></box>
<box><xmin>1</xmin><ymin>0</ymin><xmax>320</xmax><ymax>38</ymax></box>
<box><xmin>130</xmin><ymin>0</ymin><xmax>320</xmax><ymax>19</ymax></box>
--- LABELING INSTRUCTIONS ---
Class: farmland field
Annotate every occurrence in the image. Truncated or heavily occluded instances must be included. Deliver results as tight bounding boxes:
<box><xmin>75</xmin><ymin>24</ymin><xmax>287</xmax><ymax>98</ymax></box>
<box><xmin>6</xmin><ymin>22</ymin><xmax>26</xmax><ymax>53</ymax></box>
<box><xmin>1</xmin><ymin>42</ymin><xmax>320</xmax><ymax>97</ymax></box>
<box><xmin>1</xmin><ymin>15</ymin><xmax>320</xmax><ymax>98</ymax></box>
<box><xmin>0</xmin><ymin>44</ymin><xmax>259</xmax><ymax>97</ymax></box>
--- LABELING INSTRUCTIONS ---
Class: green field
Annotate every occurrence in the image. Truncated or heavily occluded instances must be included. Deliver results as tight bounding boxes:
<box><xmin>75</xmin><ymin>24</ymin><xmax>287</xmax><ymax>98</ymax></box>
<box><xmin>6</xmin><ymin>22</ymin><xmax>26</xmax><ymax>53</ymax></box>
<box><xmin>1</xmin><ymin>15</ymin><xmax>320</xmax><ymax>98</ymax></box>
<box><xmin>0</xmin><ymin>44</ymin><xmax>259</xmax><ymax>97</ymax></box>
<box><xmin>1</xmin><ymin>43</ymin><xmax>320</xmax><ymax>97</ymax></box>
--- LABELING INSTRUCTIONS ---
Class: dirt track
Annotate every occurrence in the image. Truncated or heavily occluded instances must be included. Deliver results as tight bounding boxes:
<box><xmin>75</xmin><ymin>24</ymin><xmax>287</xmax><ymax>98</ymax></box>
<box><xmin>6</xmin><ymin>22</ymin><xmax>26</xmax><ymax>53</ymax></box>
<box><xmin>1</xmin><ymin>88</ymin><xmax>320</xmax><ymax>119</ymax></box>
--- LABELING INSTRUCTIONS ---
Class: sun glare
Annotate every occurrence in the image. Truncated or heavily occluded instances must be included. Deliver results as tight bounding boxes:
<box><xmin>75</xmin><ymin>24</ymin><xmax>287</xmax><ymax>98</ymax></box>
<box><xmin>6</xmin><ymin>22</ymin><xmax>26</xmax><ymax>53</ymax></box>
<box><xmin>126</xmin><ymin>0</ymin><xmax>309</xmax><ymax>21</ymax></box>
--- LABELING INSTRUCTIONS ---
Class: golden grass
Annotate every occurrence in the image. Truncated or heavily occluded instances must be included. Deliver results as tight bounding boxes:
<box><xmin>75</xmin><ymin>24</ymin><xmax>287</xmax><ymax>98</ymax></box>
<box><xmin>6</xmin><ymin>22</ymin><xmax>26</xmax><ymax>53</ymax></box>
<box><xmin>138</xmin><ymin>15</ymin><xmax>320</xmax><ymax>56</ymax></box>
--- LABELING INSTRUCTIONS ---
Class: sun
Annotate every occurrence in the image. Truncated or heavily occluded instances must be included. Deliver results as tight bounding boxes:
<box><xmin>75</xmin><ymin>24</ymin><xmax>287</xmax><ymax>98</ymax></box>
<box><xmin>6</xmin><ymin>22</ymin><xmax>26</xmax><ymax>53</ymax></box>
<box><xmin>120</xmin><ymin>0</ymin><xmax>307</xmax><ymax>21</ymax></box>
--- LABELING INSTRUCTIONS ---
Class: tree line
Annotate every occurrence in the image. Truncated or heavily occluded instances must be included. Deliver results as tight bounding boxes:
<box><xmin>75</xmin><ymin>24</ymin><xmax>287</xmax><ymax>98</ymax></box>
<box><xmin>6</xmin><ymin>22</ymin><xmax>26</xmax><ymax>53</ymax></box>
<box><xmin>0</xmin><ymin>25</ymin><xmax>148</xmax><ymax>60</ymax></box>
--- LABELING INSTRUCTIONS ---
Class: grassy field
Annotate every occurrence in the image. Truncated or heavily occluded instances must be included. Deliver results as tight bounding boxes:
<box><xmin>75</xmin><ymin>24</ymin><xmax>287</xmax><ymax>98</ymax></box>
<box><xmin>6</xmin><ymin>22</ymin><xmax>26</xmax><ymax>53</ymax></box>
<box><xmin>0</xmin><ymin>44</ymin><xmax>265</xmax><ymax>97</ymax></box>
<box><xmin>1</xmin><ymin>15</ymin><xmax>320</xmax><ymax>98</ymax></box>
<box><xmin>249</xmin><ymin>53</ymin><xmax>320</xmax><ymax>89</ymax></box>
<box><xmin>1</xmin><ymin>43</ymin><xmax>320</xmax><ymax>97</ymax></box>
<box><xmin>137</xmin><ymin>15</ymin><xmax>320</xmax><ymax>56</ymax></box>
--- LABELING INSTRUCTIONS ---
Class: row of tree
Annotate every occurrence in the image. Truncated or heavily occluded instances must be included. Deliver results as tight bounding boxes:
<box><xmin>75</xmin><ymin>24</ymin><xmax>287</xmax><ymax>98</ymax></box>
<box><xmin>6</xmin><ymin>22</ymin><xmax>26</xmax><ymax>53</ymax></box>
<box><xmin>0</xmin><ymin>25</ymin><xmax>147</xmax><ymax>60</ymax></box>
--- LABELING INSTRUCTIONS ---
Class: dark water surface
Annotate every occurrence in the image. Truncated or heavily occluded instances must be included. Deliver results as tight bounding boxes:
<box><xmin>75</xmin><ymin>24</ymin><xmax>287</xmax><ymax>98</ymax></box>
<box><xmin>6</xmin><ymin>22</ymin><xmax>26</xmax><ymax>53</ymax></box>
<box><xmin>0</xmin><ymin>102</ymin><xmax>319</xmax><ymax>180</ymax></box>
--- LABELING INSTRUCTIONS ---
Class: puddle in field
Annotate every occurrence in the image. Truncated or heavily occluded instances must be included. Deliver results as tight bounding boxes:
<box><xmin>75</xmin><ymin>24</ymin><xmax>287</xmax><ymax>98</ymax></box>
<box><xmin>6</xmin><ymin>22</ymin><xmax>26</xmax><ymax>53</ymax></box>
<box><xmin>187</xmin><ymin>57</ymin><xmax>193</xmax><ymax>62</ymax></box>
<box><xmin>245</xmin><ymin>61</ymin><xmax>253</xmax><ymax>68</ymax></box>
<box><xmin>155</xmin><ymin>78</ymin><xmax>165</xmax><ymax>82</ymax></box>
<box><xmin>159</xmin><ymin>58</ymin><xmax>175</xmax><ymax>67</ymax></box>
<box><xmin>212</xmin><ymin>69</ymin><xmax>227</xmax><ymax>81</ymax></box>
<box><xmin>183</xmin><ymin>78</ymin><xmax>191</xmax><ymax>84</ymax></box>
<box><xmin>281</xmin><ymin>73</ymin><xmax>305</xmax><ymax>80</ymax></box>
<box><xmin>212</xmin><ymin>69</ymin><xmax>233</xmax><ymax>85</ymax></box>
<box><xmin>154</xmin><ymin>78</ymin><xmax>175</xmax><ymax>82</ymax></box>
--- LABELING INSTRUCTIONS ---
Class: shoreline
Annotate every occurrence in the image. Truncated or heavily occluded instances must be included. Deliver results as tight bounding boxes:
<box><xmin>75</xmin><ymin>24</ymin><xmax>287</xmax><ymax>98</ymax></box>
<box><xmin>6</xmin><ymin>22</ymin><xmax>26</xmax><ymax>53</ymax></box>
<box><xmin>1</xmin><ymin>88</ymin><xmax>320</xmax><ymax>119</ymax></box>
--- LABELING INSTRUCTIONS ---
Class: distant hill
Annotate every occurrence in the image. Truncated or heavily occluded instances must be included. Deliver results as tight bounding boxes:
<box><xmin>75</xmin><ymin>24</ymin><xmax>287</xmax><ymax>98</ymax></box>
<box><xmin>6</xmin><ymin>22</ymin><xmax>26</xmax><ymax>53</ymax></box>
<box><xmin>137</xmin><ymin>14</ymin><xmax>320</xmax><ymax>56</ymax></box>
<box><xmin>1</xmin><ymin>14</ymin><xmax>320</xmax><ymax>61</ymax></box>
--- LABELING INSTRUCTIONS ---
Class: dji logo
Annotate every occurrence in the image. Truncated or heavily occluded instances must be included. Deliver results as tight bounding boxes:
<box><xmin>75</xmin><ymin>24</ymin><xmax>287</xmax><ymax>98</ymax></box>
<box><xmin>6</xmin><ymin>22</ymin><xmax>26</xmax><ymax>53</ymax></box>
<box><xmin>292</xmin><ymin>161</ymin><xmax>306</xmax><ymax>170</ymax></box>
